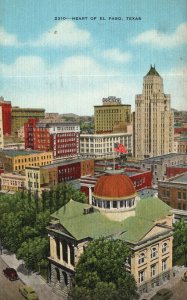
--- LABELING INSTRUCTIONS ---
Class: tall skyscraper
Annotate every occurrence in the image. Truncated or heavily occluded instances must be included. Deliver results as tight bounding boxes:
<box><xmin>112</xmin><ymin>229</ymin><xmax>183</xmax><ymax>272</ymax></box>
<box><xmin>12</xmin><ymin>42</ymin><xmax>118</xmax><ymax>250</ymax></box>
<box><xmin>135</xmin><ymin>65</ymin><xmax>174</xmax><ymax>159</ymax></box>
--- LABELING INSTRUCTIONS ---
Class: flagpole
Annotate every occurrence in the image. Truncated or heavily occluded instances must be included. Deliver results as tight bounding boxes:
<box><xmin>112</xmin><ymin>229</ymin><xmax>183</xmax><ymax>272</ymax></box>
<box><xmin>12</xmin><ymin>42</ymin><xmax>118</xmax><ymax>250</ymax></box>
<box><xmin>113</xmin><ymin>148</ymin><xmax>115</xmax><ymax>170</ymax></box>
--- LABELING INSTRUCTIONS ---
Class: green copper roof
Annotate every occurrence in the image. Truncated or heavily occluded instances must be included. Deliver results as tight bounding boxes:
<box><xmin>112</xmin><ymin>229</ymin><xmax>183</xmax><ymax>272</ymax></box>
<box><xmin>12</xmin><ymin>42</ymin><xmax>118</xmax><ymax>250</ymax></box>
<box><xmin>51</xmin><ymin>197</ymin><xmax>172</xmax><ymax>243</ymax></box>
<box><xmin>51</xmin><ymin>201</ymin><xmax>125</xmax><ymax>240</ymax></box>
<box><xmin>146</xmin><ymin>65</ymin><xmax>160</xmax><ymax>76</ymax></box>
<box><xmin>135</xmin><ymin>197</ymin><xmax>172</xmax><ymax>221</ymax></box>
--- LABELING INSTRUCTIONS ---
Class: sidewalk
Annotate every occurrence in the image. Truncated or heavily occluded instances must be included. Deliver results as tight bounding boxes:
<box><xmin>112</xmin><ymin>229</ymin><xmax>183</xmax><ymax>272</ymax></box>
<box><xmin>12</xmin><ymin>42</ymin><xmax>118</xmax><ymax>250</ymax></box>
<box><xmin>140</xmin><ymin>266</ymin><xmax>187</xmax><ymax>300</ymax></box>
<box><xmin>1</xmin><ymin>251</ymin><xmax>63</xmax><ymax>300</ymax></box>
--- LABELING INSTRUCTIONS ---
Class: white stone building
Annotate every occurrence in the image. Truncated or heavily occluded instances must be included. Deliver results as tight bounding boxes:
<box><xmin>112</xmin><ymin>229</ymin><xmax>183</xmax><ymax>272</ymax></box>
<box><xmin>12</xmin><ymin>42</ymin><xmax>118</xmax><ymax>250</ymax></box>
<box><xmin>135</xmin><ymin>65</ymin><xmax>174</xmax><ymax>159</ymax></box>
<box><xmin>80</xmin><ymin>132</ymin><xmax>132</xmax><ymax>159</ymax></box>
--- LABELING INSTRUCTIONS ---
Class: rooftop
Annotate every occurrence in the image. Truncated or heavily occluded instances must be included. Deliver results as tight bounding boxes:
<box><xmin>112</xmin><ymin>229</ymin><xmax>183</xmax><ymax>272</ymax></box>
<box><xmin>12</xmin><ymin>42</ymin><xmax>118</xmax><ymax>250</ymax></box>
<box><xmin>50</xmin><ymin>197</ymin><xmax>171</xmax><ymax>243</ymax></box>
<box><xmin>168</xmin><ymin>172</ymin><xmax>187</xmax><ymax>184</ymax></box>
<box><xmin>26</xmin><ymin>158</ymin><xmax>93</xmax><ymax>170</ymax></box>
<box><xmin>141</xmin><ymin>153</ymin><xmax>187</xmax><ymax>163</ymax></box>
<box><xmin>168</xmin><ymin>163</ymin><xmax>187</xmax><ymax>169</ymax></box>
<box><xmin>146</xmin><ymin>65</ymin><xmax>160</xmax><ymax>77</ymax></box>
<box><xmin>0</xmin><ymin>149</ymin><xmax>51</xmax><ymax>157</ymax></box>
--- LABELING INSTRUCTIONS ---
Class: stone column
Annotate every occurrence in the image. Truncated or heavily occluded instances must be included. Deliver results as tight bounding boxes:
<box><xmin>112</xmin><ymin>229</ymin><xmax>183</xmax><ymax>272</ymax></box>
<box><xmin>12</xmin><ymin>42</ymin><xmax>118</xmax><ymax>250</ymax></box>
<box><xmin>89</xmin><ymin>186</ymin><xmax>92</xmax><ymax>205</ymax></box>
<box><xmin>67</xmin><ymin>243</ymin><xmax>71</xmax><ymax>265</ymax></box>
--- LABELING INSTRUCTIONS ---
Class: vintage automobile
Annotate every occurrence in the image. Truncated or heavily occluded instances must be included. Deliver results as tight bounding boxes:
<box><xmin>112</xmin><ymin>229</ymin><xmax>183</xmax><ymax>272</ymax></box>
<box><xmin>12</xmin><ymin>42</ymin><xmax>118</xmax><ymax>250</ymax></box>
<box><xmin>3</xmin><ymin>267</ymin><xmax>19</xmax><ymax>281</ymax></box>
<box><xmin>150</xmin><ymin>288</ymin><xmax>173</xmax><ymax>300</ymax></box>
<box><xmin>182</xmin><ymin>271</ymin><xmax>187</xmax><ymax>282</ymax></box>
<box><xmin>19</xmin><ymin>286</ymin><xmax>39</xmax><ymax>300</ymax></box>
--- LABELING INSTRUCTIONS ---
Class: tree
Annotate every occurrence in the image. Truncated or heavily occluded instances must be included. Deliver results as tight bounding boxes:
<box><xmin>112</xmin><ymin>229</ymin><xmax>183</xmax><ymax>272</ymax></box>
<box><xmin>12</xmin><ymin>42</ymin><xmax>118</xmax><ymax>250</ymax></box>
<box><xmin>173</xmin><ymin>218</ymin><xmax>187</xmax><ymax>266</ymax></box>
<box><xmin>69</xmin><ymin>238</ymin><xmax>139</xmax><ymax>300</ymax></box>
<box><xmin>16</xmin><ymin>237</ymin><xmax>49</xmax><ymax>271</ymax></box>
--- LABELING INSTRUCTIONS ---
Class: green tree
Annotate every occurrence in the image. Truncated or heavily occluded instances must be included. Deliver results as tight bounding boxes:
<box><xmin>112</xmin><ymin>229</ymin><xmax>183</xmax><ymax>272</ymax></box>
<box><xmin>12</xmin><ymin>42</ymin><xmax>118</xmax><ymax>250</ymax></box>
<box><xmin>173</xmin><ymin>218</ymin><xmax>187</xmax><ymax>266</ymax></box>
<box><xmin>69</xmin><ymin>238</ymin><xmax>139</xmax><ymax>300</ymax></box>
<box><xmin>16</xmin><ymin>237</ymin><xmax>48</xmax><ymax>271</ymax></box>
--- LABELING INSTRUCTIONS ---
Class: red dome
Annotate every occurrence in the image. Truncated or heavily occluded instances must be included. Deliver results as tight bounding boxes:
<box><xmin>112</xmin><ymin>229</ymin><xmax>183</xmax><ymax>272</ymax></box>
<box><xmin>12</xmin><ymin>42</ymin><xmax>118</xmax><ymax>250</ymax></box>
<box><xmin>93</xmin><ymin>174</ymin><xmax>136</xmax><ymax>200</ymax></box>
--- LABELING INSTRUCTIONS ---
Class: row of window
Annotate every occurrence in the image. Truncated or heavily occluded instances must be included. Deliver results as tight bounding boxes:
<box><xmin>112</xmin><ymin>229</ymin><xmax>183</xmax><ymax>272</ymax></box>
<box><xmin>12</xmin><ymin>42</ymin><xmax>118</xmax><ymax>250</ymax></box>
<box><xmin>14</xmin><ymin>155</ymin><xmax>51</xmax><ymax>163</ymax></box>
<box><xmin>139</xmin><ymin>259</ymin><xmax>168</xmax><ymax>283</ymax></box>
<box><xmin>138</xmin><ymin>243</ymin><xmax>168</xmax><ymax>265</ymax></box>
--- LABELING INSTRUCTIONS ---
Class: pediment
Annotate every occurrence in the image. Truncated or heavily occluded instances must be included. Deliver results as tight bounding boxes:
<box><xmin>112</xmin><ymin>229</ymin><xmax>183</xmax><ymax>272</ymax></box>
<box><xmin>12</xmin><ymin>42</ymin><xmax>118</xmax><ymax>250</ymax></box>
<box><xmin>140</xmin><ymin>224</ymin><xmax>169</xmax><ymax>241</ymax></box>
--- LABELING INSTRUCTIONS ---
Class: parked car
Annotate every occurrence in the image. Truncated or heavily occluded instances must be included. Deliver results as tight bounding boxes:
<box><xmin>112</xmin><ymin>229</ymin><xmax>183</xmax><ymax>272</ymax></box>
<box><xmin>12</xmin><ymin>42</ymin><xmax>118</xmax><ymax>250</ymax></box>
<box><xmin>150</xmin><ymin>288</ymin><xmax>173</xmax><ymax>300</ymax></box>
<box><xmin>3</xmin><ymin>267</ymin><xmax>18</xmax><ymax>281</ymax></box>
<box><xmin>19</xmin><ymin>286</ymin><xmax>38</xmax><ymax>300</ymax></box>
<box><xmin>182</xmin><ymin>271</ymin><xmax>187</xmax><ymax>282</ymax></box>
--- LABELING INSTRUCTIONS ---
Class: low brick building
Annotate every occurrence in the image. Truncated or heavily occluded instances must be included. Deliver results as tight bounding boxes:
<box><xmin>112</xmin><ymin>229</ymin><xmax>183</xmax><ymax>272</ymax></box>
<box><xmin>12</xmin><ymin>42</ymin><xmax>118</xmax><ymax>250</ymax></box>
<box><xmin>0</xmin><ymin>172</ymin><xmax>25</xmax><ymax>192</ymax></box>
<box><xmin>158</xmin><ymin>172</ymin><xmax>187</xmax><ymax>210</ymax></box>
<box><xmin>0</xmin><ymin>149</ymin><xmax>53</xmax><ymax>173</ymax></box>
<box><xmin>26</xmin><ymin>158</ymin><xmax>94</xmax><ymax>194</ymax></box>
<box><xmin>141</xmin><ymin>153</ymin><xmax>187</xmax><ymax>186</ymax></box>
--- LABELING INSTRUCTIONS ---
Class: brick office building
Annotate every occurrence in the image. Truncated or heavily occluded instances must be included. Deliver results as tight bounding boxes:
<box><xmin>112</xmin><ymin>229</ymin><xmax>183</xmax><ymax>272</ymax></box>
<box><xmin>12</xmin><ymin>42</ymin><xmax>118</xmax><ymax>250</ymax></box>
<box><xmin>80</xmin><ymin>168</ymin><xmax>152</xmax><ymax>203</ymax></box>
<box><xmin>158</xmin><ymin>172</ymin><xmax>187</xmax><ymax>211</ymax></box>
<box><xmin>24</xmin><ymin>119</ymin><xmax>80</xmax><ymax>159</ymax></box>
<box><xmin>0</xmin><ymin>97</ymin><xmax>12</xmax><ymax>135</ymax></box>
<box><xmin>25</xmin><ymin>158</ymin><xmax>94</xmax><ymax>194</ymax></box>
<box><xmin>166</xmin><ymin>164</ymin><xmax>187</xmax><ymax>178</ymax></box>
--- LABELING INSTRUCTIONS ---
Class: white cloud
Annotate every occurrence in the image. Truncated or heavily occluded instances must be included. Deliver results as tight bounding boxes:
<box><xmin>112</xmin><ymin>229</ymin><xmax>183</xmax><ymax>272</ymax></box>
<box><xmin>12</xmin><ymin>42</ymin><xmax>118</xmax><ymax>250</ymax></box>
<box><xmin>132</xmin><ymin>23</ymin><xmax>187</xmax><ymax>48</ymax></box>
<box><xmin>0</xmin><ymin>55</ymin><xmax>135</xmax><ymax>114</ymax></box>
<box><xmin>0</xmin><ymin>27</ymin><xmax>19</xmax><ymax>46</ymax></box>
<box><xmin>29</xmin><ymin>21</ymin><xmax>91</xmax><ymax>47</ymax></box>
<box><xmin>1</xmin><ymin>55</ymin><xmax>186</xmax><ymax>115</ymax></box>
<box><xmin>103</xmin><ymin>48</ymin><xmax>132</xmax><ymax>63</ymax></box>
<box><xmin>58</xmin><ymin>55</ymin><xmax>119</xmax><ymax>78</ymax></box>
<box><xmin>164</xmin><ymin>65</ymin><xmax>187</xmax><ymax>110</ymax></box>
<box><xmin>0</xmin><ymin>56</ymin><xmax>47</xmax><ymax>77</ymax></box>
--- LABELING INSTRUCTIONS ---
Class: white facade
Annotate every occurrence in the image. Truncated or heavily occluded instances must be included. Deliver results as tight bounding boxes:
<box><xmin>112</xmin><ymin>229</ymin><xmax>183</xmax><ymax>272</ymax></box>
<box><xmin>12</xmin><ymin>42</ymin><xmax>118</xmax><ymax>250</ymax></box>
<box><xmin>135</xmin><ymin>66</ymin><xmax>174</xmax><ymax>159</ymax></box>
<box><xmin>80</xmin><ymin>132</ymin><xmax>132</xmax><ymax>159</ymax></box>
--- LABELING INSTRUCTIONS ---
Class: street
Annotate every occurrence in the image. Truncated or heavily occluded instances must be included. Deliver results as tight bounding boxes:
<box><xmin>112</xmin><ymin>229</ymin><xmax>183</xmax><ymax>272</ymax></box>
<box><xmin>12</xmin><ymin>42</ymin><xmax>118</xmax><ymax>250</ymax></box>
<box><xmin>0</xmin><ymin>257</ymin><xmax>24</xmax><ymax>300</ymax></box>
<box><xmin>0</xmin><ymin>252</ymin><xmax>63</xmax><ymax>300</ymax></box>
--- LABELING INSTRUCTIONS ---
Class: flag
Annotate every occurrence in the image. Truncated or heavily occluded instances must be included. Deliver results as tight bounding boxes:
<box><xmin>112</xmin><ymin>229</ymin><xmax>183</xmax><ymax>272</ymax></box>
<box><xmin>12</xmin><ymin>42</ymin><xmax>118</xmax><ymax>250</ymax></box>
<box><xmin>114</xmin><ymin>143</ymin><xmax>127</xmax><ymax>154</ymax></box>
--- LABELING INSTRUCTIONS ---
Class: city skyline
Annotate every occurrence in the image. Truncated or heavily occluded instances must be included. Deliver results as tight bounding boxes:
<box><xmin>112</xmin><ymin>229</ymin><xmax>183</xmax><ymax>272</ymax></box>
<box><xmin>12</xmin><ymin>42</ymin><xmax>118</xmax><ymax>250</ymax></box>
<box><xmin>1</xmin><ymin>0</ymin><xmax>187</xmax><ymax>115</ymax></box>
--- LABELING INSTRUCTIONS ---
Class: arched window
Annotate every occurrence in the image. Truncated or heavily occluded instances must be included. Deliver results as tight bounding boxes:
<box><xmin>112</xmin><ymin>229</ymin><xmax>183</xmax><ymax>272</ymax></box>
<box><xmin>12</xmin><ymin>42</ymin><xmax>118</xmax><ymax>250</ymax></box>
<box><xmin>138</xmin><ymin>253</ymin><xmax>145</xmax><ymax>264</ymax></box>
<box><xmin>151</xmin><ymin>247</ymin><xmax>157</xmax><ymax>259</ymax></box>
<box><xmin>56</xmin><ymin>268</ymin><xmax>60</xmax><ymax>281</ymax></box>
<box><xmin>162</xmin><ymin>242</ymin><xmax>168</xmax><ymax>254</ymax></box>
<box><xmin>62</xmin><ymin>271</ymin><xmax>68</xmax><ymax>286</ymax></box>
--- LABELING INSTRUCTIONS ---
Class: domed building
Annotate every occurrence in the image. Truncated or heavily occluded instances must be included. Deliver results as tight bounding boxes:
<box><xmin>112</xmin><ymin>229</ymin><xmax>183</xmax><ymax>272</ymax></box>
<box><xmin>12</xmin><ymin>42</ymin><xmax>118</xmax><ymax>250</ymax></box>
<box><xmin>48</xmin><ymin>171</ymin><xmax>173</xmax><ymax>298</ymax></box>
<box><xmin>92</xmin><ymin>172</ymin><xmax>138</xmax><ymax>220</ymax></box>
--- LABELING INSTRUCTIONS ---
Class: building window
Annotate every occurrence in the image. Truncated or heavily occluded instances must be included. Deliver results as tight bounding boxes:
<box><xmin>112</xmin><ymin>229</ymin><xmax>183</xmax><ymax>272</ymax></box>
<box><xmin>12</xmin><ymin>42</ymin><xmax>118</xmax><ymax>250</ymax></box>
<box><xmin>69</xmin><ymin>244</ymin><xmax>75</xmax><ymax>266</ymax></box>
<box><xmin>56</xmin><ymin>268</ymin><xmax>60</xmax><ymax>281</ymax></box>
<box><xmin>113</xmin><ymin>201</ymin><xmax>117</xmax><ymax>208</ymax></box>
<box><xmin>62</xmin><ymin>240</ymin><xmax>68</xmax><ymax>263</ymax></box>
<box><xmin>62</xmin><ymin>271</ymin><xmax>68</xmax><ymax>286</ymax></box>
<box><xmin>56</xmin><ymin>239</ymin><xmax>60</xmax><ymax>259</ymax></box>
<box><xmin>151</xmin><ymin>247</ymin><xmax>158</xmax><ymax>259</ymax></box>
<box><xmin>162</xmin><ymin>242</ymin><xmax>168</xmax><ymax>254</ymax></box>
<box><xmin>138</xmin><ymin>253</ymin><xmax>145</xmax><ymax>264</ymax></box>
<box><xmin>178</xmin><ymin>192</ymin><xmax>181</xmax><ymax>199</ymax></box>
<box><xmin>139</xmin><ymin>270</ymin><xmax>145</xmax><ymax>283</ymax></box>
<box><xmin>162</xmin><ymin>259</ymin><xmax>167</xmax><ymax>271</ymax></box>
<box><xmin>151</xmin><ymin>264</ymin><xmax>157</xmax><ymax>277</ymax></box>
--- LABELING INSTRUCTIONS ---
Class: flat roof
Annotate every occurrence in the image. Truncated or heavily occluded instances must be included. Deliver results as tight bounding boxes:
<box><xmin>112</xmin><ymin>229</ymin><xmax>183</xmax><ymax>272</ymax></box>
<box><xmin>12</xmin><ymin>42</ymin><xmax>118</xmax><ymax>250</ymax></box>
<box><xmin>168</xmin><ymin>163</ymin><xmax>187</xmax><ymax>169</ymax></box>
<box><xmin>0</xmin><ymin>150</ymin><xmax>51</xmax><ymax>157</ymax></box>
<box><xmin>169</xmin><ymin>173</ymin><xmax>187</xmax><ymax>184</ymax></box>
<box><xmin>26</xmin><ymin>158</ymin><xmax>93</xmax><ymax>170</ymax></box>
<box><xmin>141</xmin><ymin>153</ymin><xmax>187</xmax><ymax>163</ymax></box>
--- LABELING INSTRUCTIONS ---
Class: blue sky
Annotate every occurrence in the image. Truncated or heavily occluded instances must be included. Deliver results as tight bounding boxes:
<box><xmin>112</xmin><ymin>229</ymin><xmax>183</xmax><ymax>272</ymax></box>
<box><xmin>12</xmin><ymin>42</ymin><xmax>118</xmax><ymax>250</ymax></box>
<box><xmin>1</xmin><ymin>0</ymin><xmax>187</xmax><ymax>115</ymax></box>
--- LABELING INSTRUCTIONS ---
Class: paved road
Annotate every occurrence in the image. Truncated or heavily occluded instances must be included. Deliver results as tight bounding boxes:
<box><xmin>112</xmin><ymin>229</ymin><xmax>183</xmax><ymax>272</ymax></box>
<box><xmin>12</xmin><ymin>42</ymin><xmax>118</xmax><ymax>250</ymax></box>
<box><xmin>0</xmin><ymin>257</ymin><xmax>24</xmax><ymax>300</ymax></box>
<box><xmin>140</xmin><ymin>266</ymin><xmax>187</xmax><ymax>300</ymax></box>
<box><xmin>170</xmin><ymin>278</ymin><xmax>187</xmax><ymax>300</ymax></box>
<box><xmin>0</xmin><ymin>252</ymin><xmax>63</xmax><ymax>300</ymax></box>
